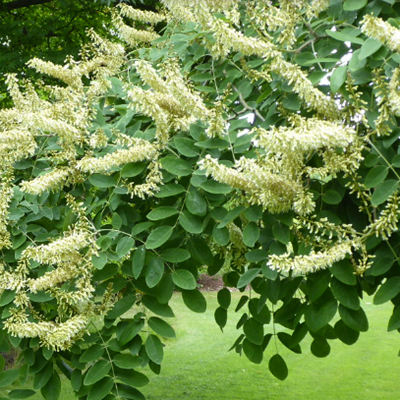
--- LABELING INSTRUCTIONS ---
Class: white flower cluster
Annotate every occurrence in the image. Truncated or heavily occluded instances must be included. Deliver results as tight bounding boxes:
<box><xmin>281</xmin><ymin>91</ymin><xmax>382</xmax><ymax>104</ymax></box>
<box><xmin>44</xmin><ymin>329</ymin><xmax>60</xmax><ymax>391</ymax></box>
<box><xmin>268</xmin><ymin>241</ymin><xmax>355</xmax><ymax>274</ymax></box>
<box><xmin>5</xmin><ymin>313</ymin><xmax>91</xmax><ymax>351</ymax></box>
<box><xmin>20</xmin><ymin>167</ymin><xmax>75</xmax><ymax>195</ymax></box>
<box><xmin>361</xmin><ymin>15</ymin><xmax>400</xmax><ymax>53</ymax></box>
<box><xmin>0</xmin><ymin>176</ymin><xmax>13</xmax><ymax>250</ymax></box>
<box><xmin>364</xmin><ymin>194</ymin><xmax>400</xmax><ymax>240</ymax></box>
<box><xmin>78</xmin><ymin>139</ymin><xmax>158</xmax><ymax>174</ymax></box>
<box><xmin>270</xmin><ymin>59</ymin><xmax>340</xmax><ymax>119</ymax></box>
<box><xmin>118</xmin><ymin>3</ymin><xmax>166</xmax><ymax>24</ymax></box>
<box><xmin>255</xmin><ymin>117</ymin><xmax>355</xmax><ymax>153</ymax></box>
<box><xmin>388</xmin><ymin>67</ymin><xmax>400</xmax><ymax>116</ymax></box>
<box><xmin>22</xmin><ymin>230</ymin><xmax>91</xmax><ymax>265</ymax></box>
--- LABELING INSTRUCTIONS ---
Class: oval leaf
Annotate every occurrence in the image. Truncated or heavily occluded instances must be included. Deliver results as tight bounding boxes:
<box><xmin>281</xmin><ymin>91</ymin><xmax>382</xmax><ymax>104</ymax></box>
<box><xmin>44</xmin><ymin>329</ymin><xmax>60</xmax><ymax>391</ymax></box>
<box><xmin>269</xmin><ymin>354</ymin><xmax>288</xmax><ymax>381</ymax></box>
<box><xmin>172</xmin><ymin>269</ymin><xmax>197</xmax><ymax>290</ymax></box>
<box><xmin>146</xmin><ymin>226</ymin><xmax>173</xmax><ymax>249</ymax></box>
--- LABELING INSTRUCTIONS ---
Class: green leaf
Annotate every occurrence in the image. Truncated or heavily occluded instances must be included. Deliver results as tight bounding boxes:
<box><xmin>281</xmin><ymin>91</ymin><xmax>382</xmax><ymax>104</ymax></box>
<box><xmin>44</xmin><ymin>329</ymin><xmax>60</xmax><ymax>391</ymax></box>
<box><xmin>92</xmin><ymin>253</ymin><xmax>107</xmax><ymax>270</ymax></box>
<box><xmin>174</xmin><ymin>137</ymin><xmax>199</xmax><ymax>157</ymax></box>
<box><xmin>217</xmin><ymin>206</ymin><xmax>245</xmax><ymax>228</ymax></box>
<box><xmin>146</xmin><ymin>226</ymin><xmax>173</xmax><ymax>249</ymax></box>
<box><xmin>272</xmin><ymin>222</ymin><xmax>290</xmax><ymax>244</ymax></box>
<box><xmin>325</xmin><ymin>30</ymin><xmax>364</xmax><ymax>45</ymax></box>
<box><xmin>282</xmin><ymin>93</ymin><xmax>300</xmax><ymax>110</ymax></box>
<box><xmin>71</xmin><ymin>370</ymin><xmax>82</xmax><ymax>392</ymax></box>
<box><xmin>182</xmin><ymin>289</ymin><xmax>207</xmax><ymax>313</ymax></box>
<box><xmin>117</xmin><ymin>319</ymin><xmax>145</xmax><ymax>346</ymax></box>
<box><xmin>214</xmin><ymin>307</ymin><xmax>228</xmax><ymax>330</ymax></box>
<box><xmin>33</xmin><ymin>362</ymin><xmax>53</xmax><ymax>389</ymax></box>
<box><xmin>243</xmin><ymin>222</ymin><xmax>260</xmax><ymax>247</ymax></box>
<box><xmin>160</xmin><ymin>155</ymin><xmax>192</xmax><ymax>176</ymax></box>
<box><xmin>343</xmin><ymin>0</ymin><xmax>367</xmax><ymax>11</ymax></box>
<box><xmin>179</xmin><ymin>210</ymin><xmax>203</xmax><ymax>234</ymax></box>
<box><xmin>107</xmin><ymin>295</ymin><xmax>135</xmax><ymax>319</ymax></box>
<box><xmin>388</xmin><ymin>307</ymin><xmax>400</xmax><ymax>332</ymax></box>
<box><xmin>311</xmin><ymin>338</ymin><xmax>330</xmax><ymax>358</ymax></box>
<box><xmin>116</xmin><ymin>236</ymin><xmax>134</xmax><ymax>258</ymax></box>
<box><xmin>330</xmin><ymin>65</ymin><xmax>348</xmax><ymax>94</ymax></box>
<box><xmin>132</xmin><ymin>246</ymin><xmax>146</xmax><ymax>279</ymax></box>
<box><xmin>145</xmin><ymin>335</ymin><xmax>163</xmax><ymax>364</ymax></box>
<box><xmin>87</xmin><ymin>377</ymin><xmax>114</xmax><ymax>400</ymax></box>
<box><xmin>111</xmin><ymin>213</ymin><xmax>122</xmax><ymax>230</ymax></box>
<box><xmin>358</xmin><ymin>37</ymin><xmax>383</xmax><ymax>60</ymax></box>
<box><xmin>305</xmin><ymin>300</ymin><xmax>337</xmax><ymax>332</ymax></box>
<box><xmin>364</xmin><ymin>166</ymin><xmax>388</xmax><ymax>188</ymax></box>
<box><xmin>172</xmin><ymin>269</ymin><xmax>197</xmax><ymax>290</ymax></box>
<box><xmin>142</xmin><ymin>295</ymin><xmax>175</xmax><ymax>317</ymax></box>
<box><xmin>246</xmin><ymin>250</ymin><xmax>268</xmax><ymax>263</ymax></box>
<box><xmin>269</xmin><ymin>354</ymin><xmax>288</xmax><ymax>380</ymax></box>
<box><xmin>334</xmin><ymin>320</ymin><xmax>360</xmax><ymax>345</ymax></box>
<box><xmin>112</xmin><ymin>354</ymin><xmax>143</xmax><ymax>370</ymax></box>
<box><xmin>0</xmin><ymin>369</ymin><xmax>19</xmax><ymax>387</ymax></box>
<box><xmin>322</xmin><ymin>190</ymin><xmax>342</xmax><ymax>205</ymax></box>
<box><xmin>374</xmin><ymin>277</ymin><xmax>400</xmax><ymax>305</ymax></box>
<box><xmin>339</xmin><ymin>305</ymin><xmax>369</xmax><ymax>332</ymax></box>
<box><xmin>148</xmin><ymin>317</ymin><xmax>176</xmax><ymax>338</ymax></box>
<box><xmin>8</xmin><ymin>390</ymin><xmax>36</xmax><ymax>399</ymax></box>
<box><xmin>243</xmin><ymin>318</ymin><xmax>264</xmax><ymax>345</ymax></box>
<box><xmin>145</xmin><ymin>258</ymin><xmax>164</xmax><ymax>288</ymax></box>
<box><xmin>157</xmin><ymin>274</ymin><xmax>175</xmax><ymax>304</ymax></box>
<box><xmin>243</xmin><ymin>339</ymin><xmax>263</xmax><ymax>364</ymax></box>
<box><xmin>186</xmin><ymin>188</ymin><xmax>207</xmax><ymax>216</ymax></box>
<box><xmin>371</xmin><ymin>180</ymin><xmax>399</xmax><ymax>206</ymax></box>
<box><xmin>84</xmin><ymin>360</ymin><xmax>111</xmax><ymax>386</ymax></box>
<box><xmin>115</xmin><ymin>370</ymin><xmax>149</xmax><ymax>388</ymax></box>
<box><xmin>200</xmin><ymin>180</ymin><xmax>232</xmax><ymax>194</ymax></box>
<box><xmin>237</xmin><ymin>269</ymin><xmax>260</xmax><ymax>289</ymax></box>
<box><xmin>330</xmin><ymin>259</ymin><xmax>357</xmax><ymax>285</ymax></box>
<box><xmin>80</xmin><ymin>344</ymin><xmax>104</xmax><ymax>363</ymax></box>
<box><xmin>115</xmin><ymin>384</ymin><xmax>146</xmax><ymax>400</ymax></box>
<box><xmin>89</xmin><ymin>174</ymin><xmax>116</xmax><ymax>189</ymax></box>
<box><xmin>154</xmin><ymin>184</ymin><xmax>185</xmax><ymax>198</ymax></box>
<box><xmin>212</xmin><ymin>225</ymin><xmax>230</xmax><ymax>246</ymax></box>
<box><xmin>331</xmin><ymin>278</ymin><xmax>360</xmax><ymax>310</ymax></box>
<box><xmin>147</xmin><ymin>207</ymin><xmax>179</xmax><ymax>221</ymax></box>
<box><xmin>41</xmin><ymin>372</ymin><xmax>61</xmax><ymax>400</ymax></box>
<box><xmin>244</xmin><ymin>205</ymin><xmax>263</xmax><ymax>221</ymax></box>
<box><xmin>161</xmin><ymin>248</ymin><xmax>191</xmax><ymax>263</ymax></box>
<box><xmin>121</xmin><ymin>162</ymin><xmax>146</xmax><ymax>178</ymax></box>
<box><xmin>187</xmin><ymin>238</ymin><xmax>214</xmax><ymax>266</ymax></box>
<box><xmin>217</xmin><ymin>288</ymin><xmax>231</xmax><ymax>310</ymax></box>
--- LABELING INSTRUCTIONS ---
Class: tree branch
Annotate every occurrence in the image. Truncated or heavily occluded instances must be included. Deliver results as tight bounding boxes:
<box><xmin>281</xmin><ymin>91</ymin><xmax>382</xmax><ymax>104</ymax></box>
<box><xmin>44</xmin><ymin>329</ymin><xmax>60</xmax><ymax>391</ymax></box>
<box><xmin>1</xmin><ymin>0</ymin><xmax>54</xmax><ymax>11</ymax></box>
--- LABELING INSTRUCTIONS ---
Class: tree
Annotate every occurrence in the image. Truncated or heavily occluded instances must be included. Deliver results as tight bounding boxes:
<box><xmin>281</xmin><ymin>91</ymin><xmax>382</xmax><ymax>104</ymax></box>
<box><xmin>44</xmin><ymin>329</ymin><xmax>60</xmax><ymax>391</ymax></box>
<box><xmin>1</xmin><ymin>0</ymin><xmax>400</xmax><ymax>398</ymax></box>
<box><xmin>0</xmin><ymin>0</ymin><xmax>159</xmax><ymax>106</ymax></box>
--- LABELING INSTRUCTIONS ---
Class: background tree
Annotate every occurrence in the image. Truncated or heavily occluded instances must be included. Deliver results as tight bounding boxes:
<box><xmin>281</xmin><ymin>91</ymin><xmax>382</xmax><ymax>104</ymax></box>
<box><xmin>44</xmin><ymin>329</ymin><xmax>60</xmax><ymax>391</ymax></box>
<box><xmin>0</xmin><ymin>0</ymin><xmax>160</xmax><ymax>105</ymax></box>
<box><xmin>1</xmin><ymin>0</ymin><xmax>400</xmax><ymax>399</ymax></box>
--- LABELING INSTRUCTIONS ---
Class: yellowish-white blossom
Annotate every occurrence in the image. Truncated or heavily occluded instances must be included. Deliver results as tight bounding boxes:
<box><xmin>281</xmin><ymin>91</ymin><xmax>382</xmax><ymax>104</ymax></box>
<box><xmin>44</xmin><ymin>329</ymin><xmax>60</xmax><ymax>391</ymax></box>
<box><xmin>22</xmin><ymin>229</ymin><xmax>92</xmax><ymax>265</ymax></box>
<box><xmin>78</xmin><ymin>139</ymin><xmax>158</xmax><ymax>174</ymax></box>
<box><xmin>268</xmin><ymin>241</ymin><xmax>355</xmax><ymax>274</ymax></box>
<box><xmin>20</xmin><ymin>167</ymin><xmax>75</xmax><ymax>195</ymax></box>
<box><xmin>119</xmin><ymin>3</ymin><xmax>166</xmax><ymax>24</ymax></box>
<box><xmin>255</xmin><ymin>117</ymin><xmax>355</xmax><ymax>153</ymax></box>
<box><xmin>361</xmin><ymin>14</ymin><xmax>400</xmax><ymax>53</ymax></box>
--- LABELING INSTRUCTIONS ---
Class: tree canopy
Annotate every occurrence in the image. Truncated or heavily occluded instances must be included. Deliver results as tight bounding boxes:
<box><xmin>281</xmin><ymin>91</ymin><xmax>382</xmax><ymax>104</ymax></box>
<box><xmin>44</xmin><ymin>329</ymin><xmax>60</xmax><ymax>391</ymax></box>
<box><xmin>0</xmin><ymin>0</ymin><xmax>159</xmax><ymax>105</ymax></box>
<box><xmin>1</xmin><ymin>0</ymin><xmax>400</xmax><ymax>398</ymax></box>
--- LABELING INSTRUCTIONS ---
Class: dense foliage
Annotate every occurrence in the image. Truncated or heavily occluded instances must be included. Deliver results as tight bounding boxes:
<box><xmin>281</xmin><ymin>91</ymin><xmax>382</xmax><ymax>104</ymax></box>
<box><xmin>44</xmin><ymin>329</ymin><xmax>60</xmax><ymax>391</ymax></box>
<box><xmin>0</xmin><ymin>0</ymin><xmax>159</xmax><ymax>106</ymax></box>
<box><xmin>1</xmin><ymin>0</ymin><xmax>400</xmax><ymax>398</ymax></box>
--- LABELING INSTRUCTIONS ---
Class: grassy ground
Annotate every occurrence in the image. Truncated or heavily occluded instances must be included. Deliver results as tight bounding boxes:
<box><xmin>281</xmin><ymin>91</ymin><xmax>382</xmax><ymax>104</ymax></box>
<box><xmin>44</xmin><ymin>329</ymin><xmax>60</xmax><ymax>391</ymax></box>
<box><xmin>141</xmin><ymin>292</ymin><xmax>400</xmax><ymax>400</ymax></box>
<box><xmin>3</xmin><ymin>292</ymin><xmax>400</xmax><ymax>400</ymax></box>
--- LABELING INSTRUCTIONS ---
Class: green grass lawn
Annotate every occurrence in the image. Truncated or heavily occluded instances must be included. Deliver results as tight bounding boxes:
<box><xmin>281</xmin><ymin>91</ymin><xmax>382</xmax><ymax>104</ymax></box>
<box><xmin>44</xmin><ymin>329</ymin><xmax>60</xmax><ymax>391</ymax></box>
<box><xmin>4</xmin><ymin>291</ymin><xmax>400</xmax><ymax>400</ymax></box>
<box><xmin>141</xmin><ymin>292</ymin><xmax>400</xmax><ymax>400</ymax></box>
